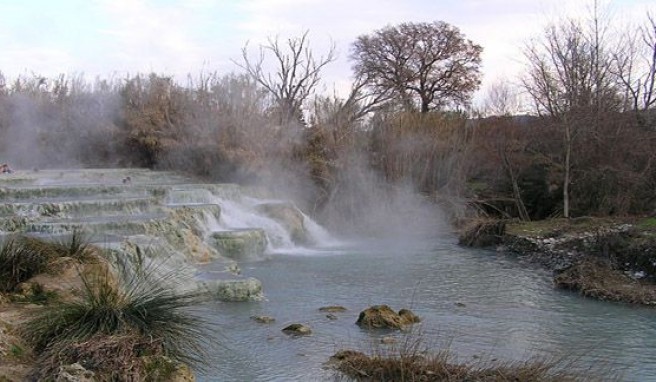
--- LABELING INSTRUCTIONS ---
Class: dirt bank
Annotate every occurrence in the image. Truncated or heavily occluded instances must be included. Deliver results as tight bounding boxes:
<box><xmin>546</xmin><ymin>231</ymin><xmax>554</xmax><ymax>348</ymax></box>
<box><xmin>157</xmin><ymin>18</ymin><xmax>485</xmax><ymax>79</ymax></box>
<box><xmin>458</xmin><ymin>217</ymin><xmax>656</xmax><ymax>306</ymax></box>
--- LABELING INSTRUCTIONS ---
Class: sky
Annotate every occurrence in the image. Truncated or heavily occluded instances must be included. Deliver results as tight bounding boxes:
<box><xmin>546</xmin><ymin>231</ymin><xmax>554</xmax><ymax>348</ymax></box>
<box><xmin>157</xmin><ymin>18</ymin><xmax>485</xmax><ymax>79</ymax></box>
<box><xmin>0</xmin><ymin>0</ymin><xmax>654</xmax><ymax>104</ymax></box>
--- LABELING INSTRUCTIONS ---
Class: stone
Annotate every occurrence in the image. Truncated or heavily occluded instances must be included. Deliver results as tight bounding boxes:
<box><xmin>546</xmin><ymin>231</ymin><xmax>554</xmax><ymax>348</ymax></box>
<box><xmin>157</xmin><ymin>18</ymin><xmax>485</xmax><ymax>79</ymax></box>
<box><xmin>142</xmin><ymin>356</ymin><xmax>195</xmax><ymax>382</ymax></box>
<box><xmin>256</xmin><ymin>202</ymin><xmax>308</xmax><ymax>244</ymax></box>
<box><xmin>55</xmin><ymin>363</ymin><xmax>96</xmax><ymax>382</ymax></box>
<box><xmin>282</xmin><ymin>323</ymin><xmax>312</xmax><ymax>336</ymax></box>
<box><xmin>209</xmin><ymin>229</ymin><xmax>267</xmax><ymax>259</ymax></box>
<box><xmin>251</xmin><ymin>315</ymin><xmax>276</xmax><ymax>324</ymax></box>
<box><xmin>326</xmin><ymin>314</ymin><xmax>338</xmax><ymax>320</ymax></box>
<box><xmin>356</xmin><ymin>305</ymin><xmax>421</xmax><ymax>330</ymax></box>
<box><xmin>398</xmin><ymin>309</ymin><xmax>421</xmax><ymax>325</ymax></box>
<box><xmin>318</xmin><ymin>305</ymin><xmax>347</xmax><ymax>313</ymax></box>
<box><xmin>356</xmin><ymin>305</ymin><xmax>403</xmax><ymax>329</ymax></box>
<box><xmin>380</xmin><ymin>336</ymin><xmax>397</xmax><ymax>344</ymax></box>
<box><xmin>199</xmin><ymin>277</ymin><xmax>263</xmax><ymax>302</ymax></box>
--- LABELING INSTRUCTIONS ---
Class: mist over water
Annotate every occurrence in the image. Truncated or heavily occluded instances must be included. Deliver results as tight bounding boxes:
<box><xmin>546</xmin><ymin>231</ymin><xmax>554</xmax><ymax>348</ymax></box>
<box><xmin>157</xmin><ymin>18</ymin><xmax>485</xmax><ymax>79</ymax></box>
<box><xmin>315</xmin><ymin>155</ymin><xmax>449</xmax><ymax>243</ymax></box>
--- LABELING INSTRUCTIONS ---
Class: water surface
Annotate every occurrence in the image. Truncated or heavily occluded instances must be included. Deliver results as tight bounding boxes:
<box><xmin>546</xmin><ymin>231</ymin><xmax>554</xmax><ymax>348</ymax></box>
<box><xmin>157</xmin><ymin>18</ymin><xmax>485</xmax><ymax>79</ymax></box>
<box><xmin>196</xmin><ymin>238</ymin><xmax>656</xmax><ymax>381</ymax></box>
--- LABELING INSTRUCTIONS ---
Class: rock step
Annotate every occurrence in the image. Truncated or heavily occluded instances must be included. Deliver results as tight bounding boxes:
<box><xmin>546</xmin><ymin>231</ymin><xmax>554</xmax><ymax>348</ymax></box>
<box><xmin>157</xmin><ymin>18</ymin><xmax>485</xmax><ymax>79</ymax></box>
<box><xmin>0</xmin><ymin>183</ymin><xmax>242</xmax><ymax>202</ymax></box>
<box><xmin>0</xmin><ymin>184</ymin><xmax>155</xmax><ymax>201</ymax></box>
<box><xmin>0</xmin><ymin>196</ymin><xmax>163</xmax><ymax>218</ymax></box>
<box><xmin>198</xmin><ymin>277</ymin><xmax>263</xmax><ymax>301</ymax></box>
<box><xmin>209</xmin><ymin>229</ymin><xmax>268</xmax><ymax>259</ymax></box>
<box><xmin>166</xmin><ymin>184</ymin><xmax>242</xmax><ymax>202</ymax></box>
<box><xmin>21</xmin><ymin>213</ymin><xmax>168</xmax><ymax>235</ymax></box>
<box><xmin>0</xmin><ymin>168</ymin><xmax>191</xmax><ymax>187</ymax></box>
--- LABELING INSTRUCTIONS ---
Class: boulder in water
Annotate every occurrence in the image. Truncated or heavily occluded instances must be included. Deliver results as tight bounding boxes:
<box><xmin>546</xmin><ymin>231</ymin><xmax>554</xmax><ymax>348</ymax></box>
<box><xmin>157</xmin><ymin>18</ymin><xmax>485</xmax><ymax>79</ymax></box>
<box><xmin>356</xmin><ymin>305</ymin><xmax>420</xmax><ymax>330</ymax></box>
<box><xmin>282</xmin><ymin>323</ymin><xmax>312</xmax><ymax>336</ymax></box>
<box><xmin>398</xmin><ymin>309</ymin><xmax>421</xmax><ymax>325</ymax></box>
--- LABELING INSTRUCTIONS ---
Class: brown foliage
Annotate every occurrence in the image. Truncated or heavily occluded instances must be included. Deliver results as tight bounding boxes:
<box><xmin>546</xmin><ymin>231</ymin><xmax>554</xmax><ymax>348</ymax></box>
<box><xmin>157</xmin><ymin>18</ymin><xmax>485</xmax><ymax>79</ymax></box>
<box><xmin>352</xmin><ymin>21</ymin><xmax>482</xmax><ymax>112</ymax></box>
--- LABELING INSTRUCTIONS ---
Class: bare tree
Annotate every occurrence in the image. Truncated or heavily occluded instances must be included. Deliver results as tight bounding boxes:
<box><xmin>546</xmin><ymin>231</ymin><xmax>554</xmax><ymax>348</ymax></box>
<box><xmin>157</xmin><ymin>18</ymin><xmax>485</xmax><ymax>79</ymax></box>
<box><xmin>482</xmin><ymin>79</ymin><xmax>524</xmax><ymax>117</ymax></box>
<box><xmin>612</xmin><ymin>13</ymin><xmax>656</xmax><ymax>126</ymax></box>
<box><xmin>237</xmin><ymin>31</ymin><xmax>336</xmax><ymax>125</ymax></box>
<box><xmin>523</xmin><ymin>14</ymin><xmax>619</xmax><ymax>218</ymax></box>
<box><xmin>351</xmin><ymin>21</ymin><xmax>482</xmax><ymax>113</ymax></box>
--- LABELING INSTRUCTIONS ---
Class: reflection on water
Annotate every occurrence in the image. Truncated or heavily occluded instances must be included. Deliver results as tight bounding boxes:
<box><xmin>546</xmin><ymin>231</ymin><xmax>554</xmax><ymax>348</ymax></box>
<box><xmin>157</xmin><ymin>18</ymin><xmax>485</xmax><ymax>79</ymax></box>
<box><xmin>196</xmin><ymin>238</ymin><xmax>656</xmax><ymax>382</ymax></box>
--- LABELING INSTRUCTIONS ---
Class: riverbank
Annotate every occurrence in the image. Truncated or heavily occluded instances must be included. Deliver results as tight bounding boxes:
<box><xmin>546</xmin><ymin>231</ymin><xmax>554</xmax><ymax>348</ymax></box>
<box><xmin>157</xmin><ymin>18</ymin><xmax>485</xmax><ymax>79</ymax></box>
<box><xmin>0</xmin><ymin>235</ymin><xmax>202</xmax><ymax>381</ymax></box>
<box><xmin>459</xmin><ymin>217</ymin><xmax>656</xmax><ymax>306</ymax></box>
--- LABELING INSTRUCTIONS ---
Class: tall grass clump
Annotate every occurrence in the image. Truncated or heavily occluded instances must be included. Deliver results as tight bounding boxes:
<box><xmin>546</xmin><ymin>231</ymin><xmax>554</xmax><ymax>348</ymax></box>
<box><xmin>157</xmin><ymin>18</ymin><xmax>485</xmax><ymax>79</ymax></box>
<box><xmin>0</xmin><ymin>231</ymin><xmax>96</xmax><ymax>293</ymax></box>
<box><xmin>330</xmin><ymin>332</ymin><xmax>614</xmax><ymax>382</ymax></box>
<box><xmin>0</xmin><ymin>236</ymin><xmax>51</xmax><ymax>292</ymax></box>
<box><xmin>22</xmin><ymin>249</ymin><xmax>210</xmax><ymax>380</ymax></box>
<box><xmin>52</xmin><ymin>229</ymin><xmax>95</xmax><ymax>261</ymax></box>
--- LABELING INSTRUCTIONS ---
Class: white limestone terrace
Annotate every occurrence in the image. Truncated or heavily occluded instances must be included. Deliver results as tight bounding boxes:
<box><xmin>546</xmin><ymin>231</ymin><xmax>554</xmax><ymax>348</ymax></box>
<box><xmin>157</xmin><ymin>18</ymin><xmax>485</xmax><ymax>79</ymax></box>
<box><xmin>0</xmin><ymin>168</ymin><xmax>325</xmax><ymax>301</ymax></box>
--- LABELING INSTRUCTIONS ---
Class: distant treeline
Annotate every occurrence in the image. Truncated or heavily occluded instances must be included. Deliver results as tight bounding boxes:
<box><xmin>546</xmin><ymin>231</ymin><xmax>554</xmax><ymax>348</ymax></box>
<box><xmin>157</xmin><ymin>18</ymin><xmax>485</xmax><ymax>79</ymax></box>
<box><xmin>0</xmin><ymin>13</ymin><xmax>654</xmax><ymax>224</ymax></box>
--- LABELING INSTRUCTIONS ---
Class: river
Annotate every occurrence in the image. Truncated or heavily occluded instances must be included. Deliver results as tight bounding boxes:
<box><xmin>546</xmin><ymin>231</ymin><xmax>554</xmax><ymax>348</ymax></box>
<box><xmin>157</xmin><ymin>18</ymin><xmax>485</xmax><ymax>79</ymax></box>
<box><xmin>195</xmin><ymin>236</ymin><xmax>656</xmax><ymax>381</ymax></box>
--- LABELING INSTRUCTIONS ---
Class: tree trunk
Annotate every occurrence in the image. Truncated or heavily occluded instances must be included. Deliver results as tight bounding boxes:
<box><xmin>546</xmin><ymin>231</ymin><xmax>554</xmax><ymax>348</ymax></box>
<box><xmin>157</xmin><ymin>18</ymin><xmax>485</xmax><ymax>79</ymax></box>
<box><xmin>502</xmin><ymin>150</ymin><xmax>530</xmax><ymax>221</ymax></box>
<box><xmin>563</xmin><ymin>122</ymin><xmax>572</xmax><ymax>218</ymax></box>
<box><xmin>421</xmin><ymin>99</ymin><xmax>430</xmax><ymax>113</ymax></box>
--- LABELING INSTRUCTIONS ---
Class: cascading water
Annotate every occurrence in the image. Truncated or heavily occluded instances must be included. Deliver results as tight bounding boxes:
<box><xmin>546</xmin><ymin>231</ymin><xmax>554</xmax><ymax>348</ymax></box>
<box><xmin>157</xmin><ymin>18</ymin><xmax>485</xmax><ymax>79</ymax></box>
<box><xmin>200</xmin><ymin>194</ymin><xmax>337</xmax><ymax>255</ymax></box>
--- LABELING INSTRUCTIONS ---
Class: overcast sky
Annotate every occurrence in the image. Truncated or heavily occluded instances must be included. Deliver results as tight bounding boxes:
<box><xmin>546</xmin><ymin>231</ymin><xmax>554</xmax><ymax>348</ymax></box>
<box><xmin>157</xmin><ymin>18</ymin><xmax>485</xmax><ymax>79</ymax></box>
<box><xmin>0</xmin><ymin>0</ymin><xmax>654</xmax><ymax>104</ymax></box>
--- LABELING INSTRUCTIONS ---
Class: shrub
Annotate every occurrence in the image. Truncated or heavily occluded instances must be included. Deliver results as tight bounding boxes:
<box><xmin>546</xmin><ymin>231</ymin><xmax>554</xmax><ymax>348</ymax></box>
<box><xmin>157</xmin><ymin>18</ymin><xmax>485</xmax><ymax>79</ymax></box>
<box><xmin>22</xmin><ymin>250</ymin><xmax>210</xmax><ymax>380</ymax></box>
<box><xmin>0</xmin><ymin>237</ymin><xmax>51</xmax><ymax>293</ymax></box>
<box><xmin>0</xmin><ymin>232</ymin><xmax>95</xmax><ymax>293</ymax></box>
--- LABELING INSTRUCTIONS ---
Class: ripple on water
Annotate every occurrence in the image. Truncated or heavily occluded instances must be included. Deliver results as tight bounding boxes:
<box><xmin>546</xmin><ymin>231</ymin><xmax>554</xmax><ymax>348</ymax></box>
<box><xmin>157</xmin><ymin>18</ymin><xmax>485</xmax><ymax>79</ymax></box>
<box><xmin>196</xmin><ymin>240</ymin><xmax>656</xmax><ymax>382</ymax></box>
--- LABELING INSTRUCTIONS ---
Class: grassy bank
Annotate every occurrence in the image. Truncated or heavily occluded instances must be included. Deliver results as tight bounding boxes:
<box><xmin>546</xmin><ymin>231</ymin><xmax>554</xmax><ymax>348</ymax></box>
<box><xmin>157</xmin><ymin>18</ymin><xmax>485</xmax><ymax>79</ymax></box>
<box><xmin>0</xmin><ymin>234</ymin><xmax>209</xmax><ymax>381</ymax></box>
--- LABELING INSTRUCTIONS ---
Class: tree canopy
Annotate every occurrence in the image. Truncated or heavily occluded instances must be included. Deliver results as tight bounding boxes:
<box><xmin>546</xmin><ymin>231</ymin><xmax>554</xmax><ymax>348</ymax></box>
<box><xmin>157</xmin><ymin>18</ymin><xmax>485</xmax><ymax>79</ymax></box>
<box><xmin>351</xmin><ymin>21</ymin><xmax>482</xmax><ymax>113</ymax></box>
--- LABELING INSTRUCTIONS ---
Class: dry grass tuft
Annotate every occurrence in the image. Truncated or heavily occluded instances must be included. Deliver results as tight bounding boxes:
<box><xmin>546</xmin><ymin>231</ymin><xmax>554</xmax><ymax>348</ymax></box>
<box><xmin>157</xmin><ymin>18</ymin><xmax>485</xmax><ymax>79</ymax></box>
<box><xmin>331</xmin><ymin>348</ymin><xmax>597</xmax><ymax>382</ymax></box>
<box><xmin>29</xmin><ymin>334</ymin><xmax>163</xmax><ymax>381</ymax></box>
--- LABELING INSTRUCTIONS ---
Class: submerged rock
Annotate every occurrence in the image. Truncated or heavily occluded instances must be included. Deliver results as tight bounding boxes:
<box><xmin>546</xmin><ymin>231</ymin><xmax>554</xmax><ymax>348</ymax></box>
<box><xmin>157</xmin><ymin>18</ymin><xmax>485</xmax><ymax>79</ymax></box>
<box><xmin>199</xmin><ymin>277</ymin><xmax>263</xmax><ymax>302</ymax></box>
<box><xmin>282</xmin><ymin>323</ymin><xmax>312</xmax><ymax>336</ymax></box>
<box><xmin>356</xmin><ymin>305</ymin><xmax>420</xmax><ymax>330</ymax></box>
<box><xmin>318</xmin><ymin>305</ymin><xmax>347</xmax><ymax>312</ymax></box>
<box><xmin>251</xmin><ymin>315</ymin><xmax>276</xmax><ymax>324</ymax></box>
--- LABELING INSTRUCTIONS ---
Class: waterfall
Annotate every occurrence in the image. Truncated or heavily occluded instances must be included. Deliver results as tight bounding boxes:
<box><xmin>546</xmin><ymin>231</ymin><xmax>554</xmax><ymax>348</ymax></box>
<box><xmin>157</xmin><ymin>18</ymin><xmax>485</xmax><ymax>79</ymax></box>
<box><xmin>197</xmin><ymin>194</ymin><xmax>338</xmax><ymax>254</ymax></box>
<box><xmin>208</xmin><ymin>197</ymin><xmax>296</xmax><ymax>250</ymax></box>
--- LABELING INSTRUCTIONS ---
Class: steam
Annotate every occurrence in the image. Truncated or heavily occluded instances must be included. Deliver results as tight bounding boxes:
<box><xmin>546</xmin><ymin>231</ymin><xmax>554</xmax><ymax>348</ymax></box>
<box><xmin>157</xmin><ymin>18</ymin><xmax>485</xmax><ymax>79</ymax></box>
<box><xmin>0</xmin><ymin>76</ymin><xmax>123</xmax><ymax>169</ymax></box>
<box><xmin>317</xmin><ymin>153</ymin><xmax>448</xmax><ymax>241</ymax></box>
<box><xmin>0</xmin><ymin>72</ymin><xmax>455</xmax><ymax>246</ymax></box>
